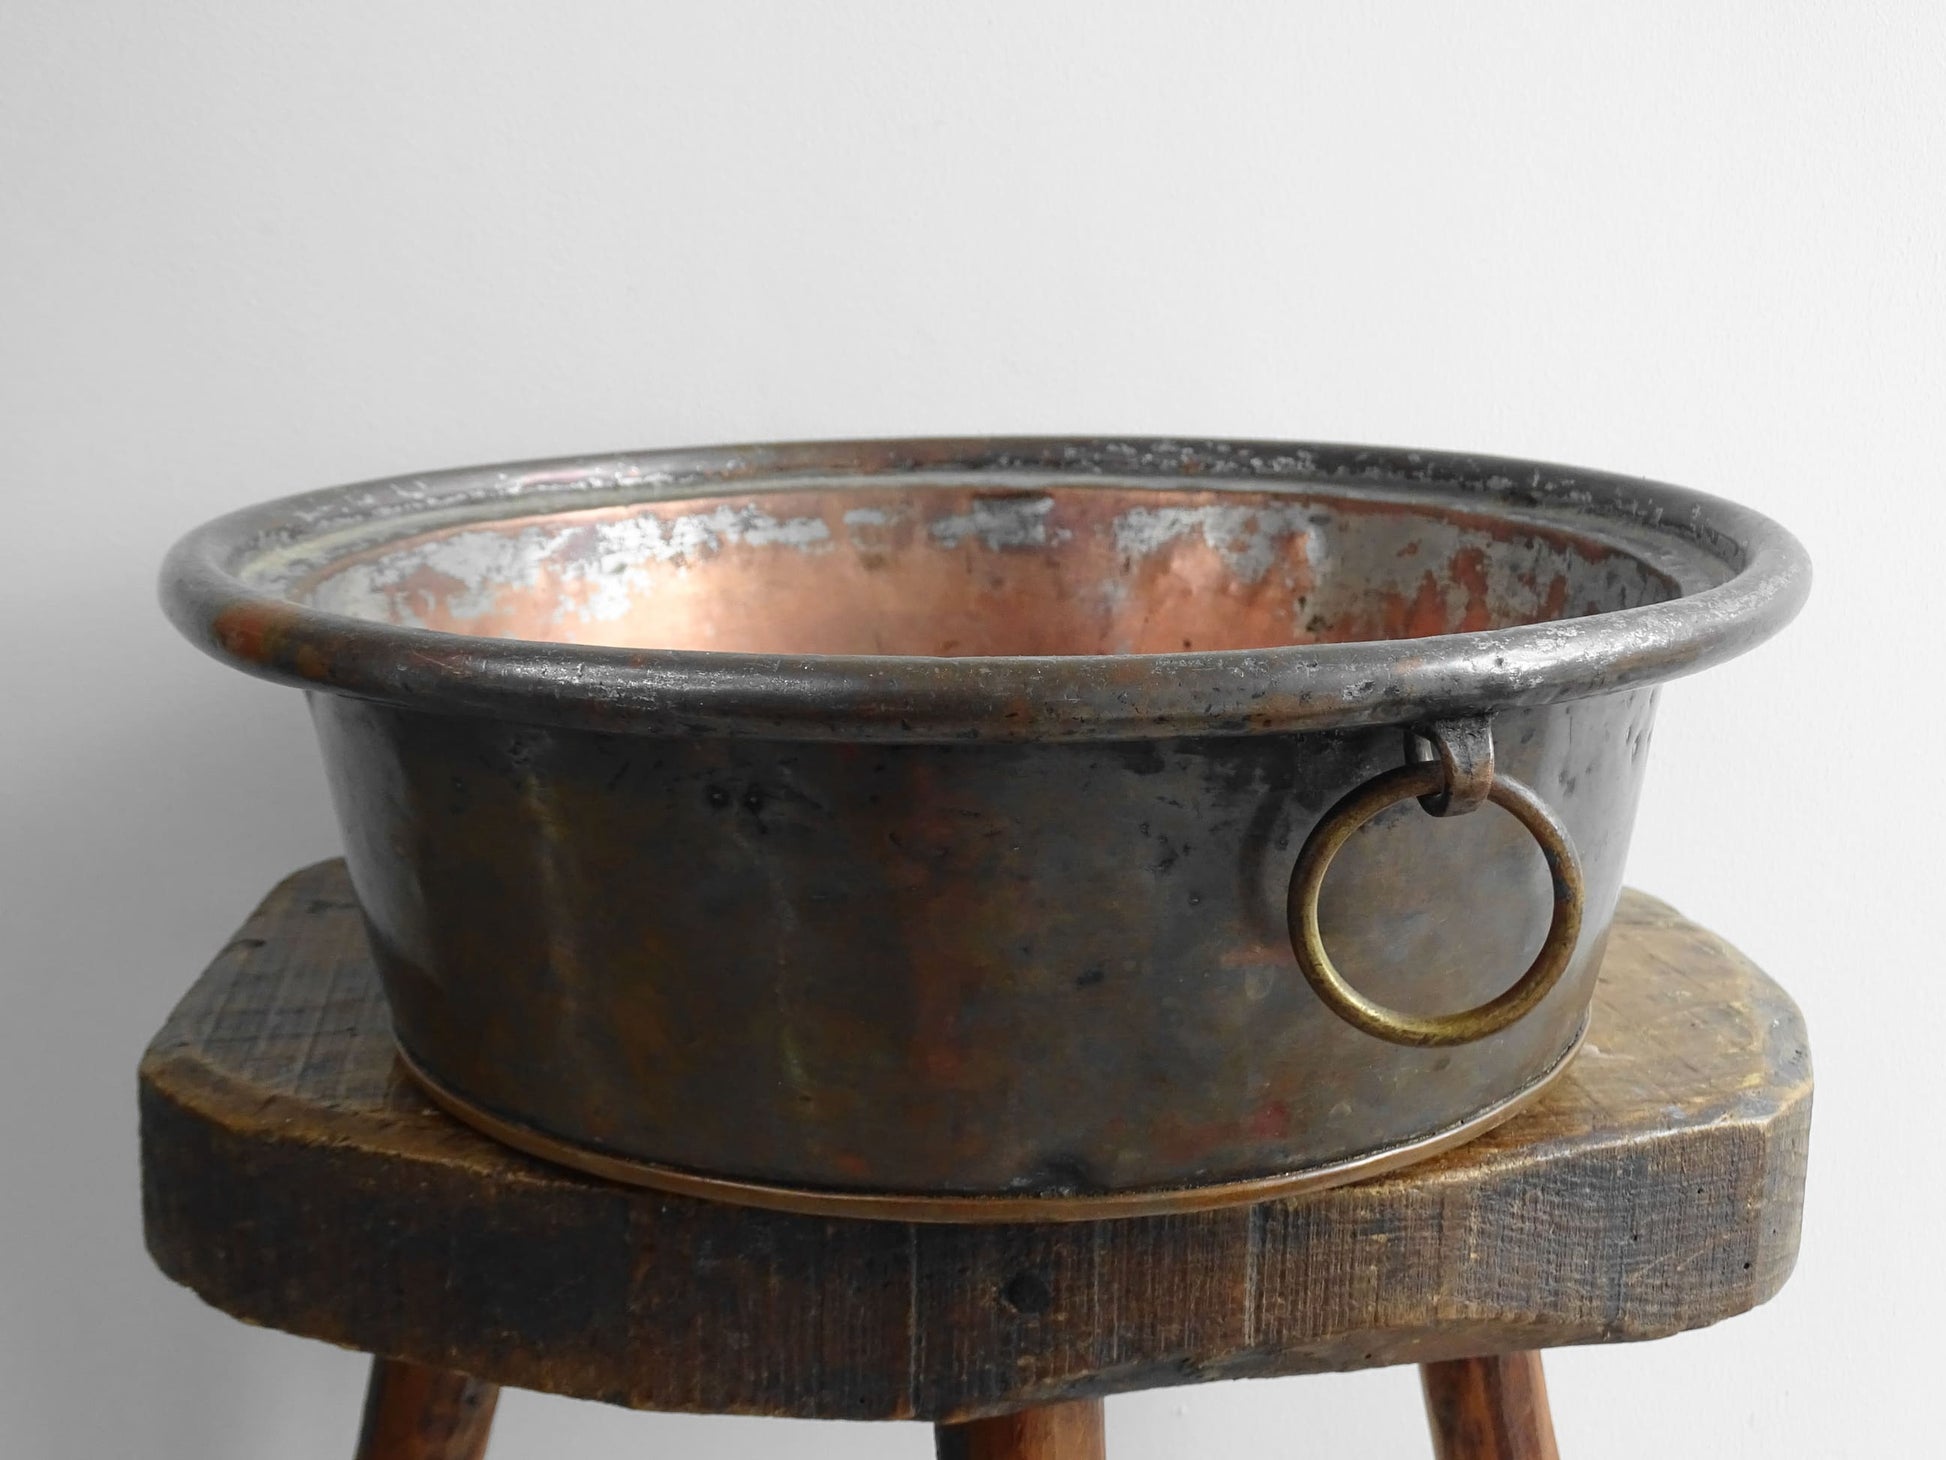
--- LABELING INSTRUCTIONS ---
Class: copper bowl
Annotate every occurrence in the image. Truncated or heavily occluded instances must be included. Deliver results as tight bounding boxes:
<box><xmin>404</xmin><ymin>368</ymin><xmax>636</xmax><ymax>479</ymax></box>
<box><xmin>161</xmin><ymin>438</ymin><xmax>1809</xmax><ymax>1219</ymax></box>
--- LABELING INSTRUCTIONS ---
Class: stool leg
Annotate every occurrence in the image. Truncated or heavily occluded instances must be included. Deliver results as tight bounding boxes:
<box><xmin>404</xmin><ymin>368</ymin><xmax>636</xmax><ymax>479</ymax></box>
<box><xmin>934</xmin><ymin>1398</ymin><xmax>1107</xmax><ymax>1460</ymax></box>
<box><xmin>1420</xmin><ymin>1352</ymin><xmax>1558</xmax><ymax>1460</ymax></box>
<box><xmin>354</xmin><ymin>1357</ymin><xmax>499</xmax><ymax>1460</ymax></box>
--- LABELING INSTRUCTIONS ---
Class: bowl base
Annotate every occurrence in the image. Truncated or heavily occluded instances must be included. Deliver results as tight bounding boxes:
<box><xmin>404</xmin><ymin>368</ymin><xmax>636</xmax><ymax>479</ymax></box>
<box><xmin>394</xmin><ymin>1019</ymin><xmax>1588</xmax><ymax>1224</ymax></box>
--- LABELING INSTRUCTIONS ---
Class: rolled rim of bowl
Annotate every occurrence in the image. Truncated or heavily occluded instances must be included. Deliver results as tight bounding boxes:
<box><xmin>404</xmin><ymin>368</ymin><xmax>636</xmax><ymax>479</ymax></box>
<box><xmin>159</xmin><ymin>436</ymin><xmax>1811</xmax><ymax>742</ymax></box>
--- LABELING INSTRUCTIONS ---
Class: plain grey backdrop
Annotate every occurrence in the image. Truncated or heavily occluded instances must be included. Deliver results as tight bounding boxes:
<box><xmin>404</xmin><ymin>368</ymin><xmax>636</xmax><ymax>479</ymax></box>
<box><xmin>4</xmin><ymin>4</ymin><xmax>1940</xmax><ymax>1457</ymax></box>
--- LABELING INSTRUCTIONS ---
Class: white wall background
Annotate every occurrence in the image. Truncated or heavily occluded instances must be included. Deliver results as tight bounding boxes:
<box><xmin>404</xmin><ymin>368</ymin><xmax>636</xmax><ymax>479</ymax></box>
<box><xmin>3</xmin><ymin>4</ymin><xmax>1939</xmax><ymax>1457</ymax></box>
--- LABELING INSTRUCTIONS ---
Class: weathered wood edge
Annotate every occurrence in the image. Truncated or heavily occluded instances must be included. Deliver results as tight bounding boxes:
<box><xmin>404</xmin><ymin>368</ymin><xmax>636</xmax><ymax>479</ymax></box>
<box><xmin>139</xmin><ymin>863</ymin><xmax>1811</xmax><ymax>1422</ymax></box>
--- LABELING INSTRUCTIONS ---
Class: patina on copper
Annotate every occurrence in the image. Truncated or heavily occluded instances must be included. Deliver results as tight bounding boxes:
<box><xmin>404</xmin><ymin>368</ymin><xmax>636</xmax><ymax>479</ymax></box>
<box><xmin>160</xmin><ymin>438</ymin><xmax>1809</xmax><ymax>1220</ymax></box>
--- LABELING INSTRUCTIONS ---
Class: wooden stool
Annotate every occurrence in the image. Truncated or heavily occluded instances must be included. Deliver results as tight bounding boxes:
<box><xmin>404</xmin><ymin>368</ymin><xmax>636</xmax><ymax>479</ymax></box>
<box><xmin>140</xmin><ymin>862</ymin><xmax>1810</xmax><ymax>1459</ymax></box>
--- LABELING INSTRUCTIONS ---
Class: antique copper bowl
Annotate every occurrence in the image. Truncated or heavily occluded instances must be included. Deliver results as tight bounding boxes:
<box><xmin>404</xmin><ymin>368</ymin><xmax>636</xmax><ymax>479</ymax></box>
<box><xmin>161</xmin><ymin>438</ymin><xmax>1809</xmax><ymax>1219</ymax></box>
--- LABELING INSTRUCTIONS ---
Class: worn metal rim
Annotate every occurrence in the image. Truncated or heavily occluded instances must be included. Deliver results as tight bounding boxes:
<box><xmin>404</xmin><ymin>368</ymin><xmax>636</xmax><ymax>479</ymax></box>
<box><xmin>395</xmin><ymin>1020</ymin><xmax>1588</xmax><ymax>1223</ymax></box>
<box><xmin>160</xmin><ymin>437</ymin><xmax>1811</xmax><ymax>742</ymax></box>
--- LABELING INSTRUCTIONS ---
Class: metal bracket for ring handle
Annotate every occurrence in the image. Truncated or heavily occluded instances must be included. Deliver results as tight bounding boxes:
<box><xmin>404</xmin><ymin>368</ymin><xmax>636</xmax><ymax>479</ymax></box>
<box><xmin>1285</xmin><ymin>715</ymin><xmax>1585</xmax><ymax>1047</ymax></box>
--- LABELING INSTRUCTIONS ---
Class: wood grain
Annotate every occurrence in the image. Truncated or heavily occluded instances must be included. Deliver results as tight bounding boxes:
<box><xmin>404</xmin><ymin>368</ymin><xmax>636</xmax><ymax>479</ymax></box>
<box><xmin>935</xmin><ymin>1399</ymin><xmax>1106</xmax><ymax>1460</ymax></box>
<box><xmin>1422</xmin><ymin>1352</ymin><xmax>1558</xmax><ymax>1460</ymax></box>
<box><xmin>139</xmin><ymin>860</ymin><xmax>1811</xmax><ymax>1423</ymax></box>
<box><xmin>354</xmin><ymin>1357</ymin><xmax>497</xmax><ymax>1460</ymax></box>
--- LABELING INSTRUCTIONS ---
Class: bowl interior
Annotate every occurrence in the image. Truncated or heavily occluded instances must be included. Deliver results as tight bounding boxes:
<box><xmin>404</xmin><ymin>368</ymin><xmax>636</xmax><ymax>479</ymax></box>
<box><xmin>295</xmin><ymin>483</ymin><xmax>1682</xmax><ymax>657</ymax></box>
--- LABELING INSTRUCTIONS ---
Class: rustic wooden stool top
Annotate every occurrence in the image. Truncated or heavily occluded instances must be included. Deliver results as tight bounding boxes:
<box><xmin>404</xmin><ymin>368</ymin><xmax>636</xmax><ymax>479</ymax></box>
<box><xmin>140</xmin><ymin>861</ymin><xmax>1810</xmax><ymax>1459</ymax></box>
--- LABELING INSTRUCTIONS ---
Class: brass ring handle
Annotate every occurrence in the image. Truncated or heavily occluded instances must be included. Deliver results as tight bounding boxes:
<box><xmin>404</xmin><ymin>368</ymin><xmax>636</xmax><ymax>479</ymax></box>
<box><xmin>1285</xmin><ymin>760</ymin><xmax>1585</xmax><ymax>1047</ymax></box>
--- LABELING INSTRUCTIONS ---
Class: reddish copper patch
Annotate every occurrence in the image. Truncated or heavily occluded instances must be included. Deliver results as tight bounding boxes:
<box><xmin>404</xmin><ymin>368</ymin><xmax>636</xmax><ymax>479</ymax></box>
<box><xmin>298</xmin><ymin>485</ymin><xmax>1678</xmax><ymax>656</ymax></box>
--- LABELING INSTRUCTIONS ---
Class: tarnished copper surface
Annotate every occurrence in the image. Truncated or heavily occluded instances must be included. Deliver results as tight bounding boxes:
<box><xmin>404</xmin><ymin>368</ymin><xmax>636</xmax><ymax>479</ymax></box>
<box><xmin>160</xmin><ymin>438</ymin><xmax>1810</xmax><ymax>1213</ymax></box>
<box><xmin>313</xmin><ymin>688</ymin><xmax>1653</xmax><ymax>1200</ymax></box>
<box><xmin>394</xmin><ymin>1019</ymin><xmax>1586</xmax><ymax>1222</ymax></box>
